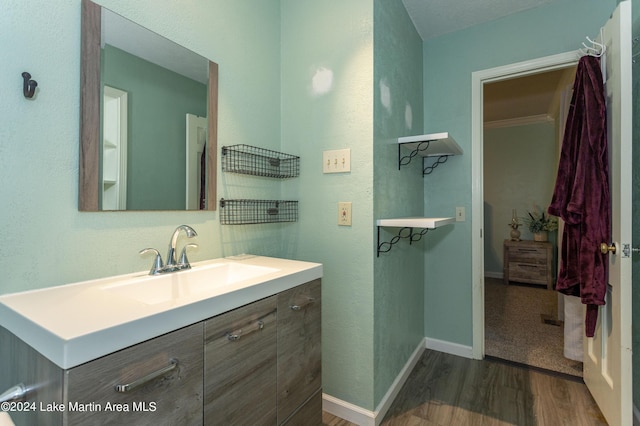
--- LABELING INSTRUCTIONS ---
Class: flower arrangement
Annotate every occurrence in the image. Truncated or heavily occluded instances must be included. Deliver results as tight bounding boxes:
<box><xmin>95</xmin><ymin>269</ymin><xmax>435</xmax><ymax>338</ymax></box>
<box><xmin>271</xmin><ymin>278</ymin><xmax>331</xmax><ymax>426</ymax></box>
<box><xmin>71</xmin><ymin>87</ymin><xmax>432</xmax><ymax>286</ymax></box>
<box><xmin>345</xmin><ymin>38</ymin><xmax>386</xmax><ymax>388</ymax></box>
<box><xmin>523</xmin><ymin>209</ymin><xmax>558</xmax><ymax>233</ymax></box>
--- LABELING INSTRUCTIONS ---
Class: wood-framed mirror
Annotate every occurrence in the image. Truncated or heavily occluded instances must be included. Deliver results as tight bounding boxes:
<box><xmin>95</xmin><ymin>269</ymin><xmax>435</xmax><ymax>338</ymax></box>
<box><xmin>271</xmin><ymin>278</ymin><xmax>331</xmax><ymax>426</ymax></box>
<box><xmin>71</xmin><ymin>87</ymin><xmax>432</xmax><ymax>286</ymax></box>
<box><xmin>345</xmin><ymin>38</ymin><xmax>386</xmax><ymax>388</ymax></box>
<box><xmin>79</xmin><ymin>0</ymin><xmax>218</xmax><ymax>211</ymax></box>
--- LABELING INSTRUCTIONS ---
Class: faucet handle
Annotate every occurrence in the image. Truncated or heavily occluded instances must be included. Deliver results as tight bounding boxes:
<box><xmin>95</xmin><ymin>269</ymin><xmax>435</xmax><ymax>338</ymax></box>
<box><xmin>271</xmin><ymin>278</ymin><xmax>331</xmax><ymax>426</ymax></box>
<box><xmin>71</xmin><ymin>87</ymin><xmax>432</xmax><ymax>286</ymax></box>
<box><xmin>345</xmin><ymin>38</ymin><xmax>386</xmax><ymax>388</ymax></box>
<box><xmin>179</xmin><ymin>244</ymin><xmax>198</xmax><ymax>269</ymax></box>
<box><xmin>139</xmin><ymin>248</ymin><xmax>164</xmax><ymax>275</ymax></box>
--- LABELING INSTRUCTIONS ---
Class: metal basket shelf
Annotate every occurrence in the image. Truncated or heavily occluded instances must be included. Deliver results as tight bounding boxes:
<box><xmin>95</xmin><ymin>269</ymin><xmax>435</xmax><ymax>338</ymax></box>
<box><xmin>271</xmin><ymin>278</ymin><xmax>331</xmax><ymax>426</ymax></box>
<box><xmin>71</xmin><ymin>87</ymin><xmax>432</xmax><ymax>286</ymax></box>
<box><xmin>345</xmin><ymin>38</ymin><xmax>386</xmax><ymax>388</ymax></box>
<box><xmin>221</xmin><ymin>144</ymin><xmax>300</xmax><ymax>178</ymax></box>
<box><xmin>219</xmin><ymin>199</ymin><xmax>298</xmax><ymax>225</ymax></box>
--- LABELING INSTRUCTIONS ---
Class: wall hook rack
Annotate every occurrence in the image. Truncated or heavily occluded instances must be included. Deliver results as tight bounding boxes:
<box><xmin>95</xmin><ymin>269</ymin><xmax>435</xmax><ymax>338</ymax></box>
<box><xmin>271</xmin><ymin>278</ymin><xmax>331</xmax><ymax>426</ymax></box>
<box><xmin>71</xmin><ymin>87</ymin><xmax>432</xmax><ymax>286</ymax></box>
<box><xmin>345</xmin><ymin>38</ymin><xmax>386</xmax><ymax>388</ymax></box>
<box><xmin>21</xmin><ymin>72</ymin><xmax>38</xmax><ymax>98</ymax></box>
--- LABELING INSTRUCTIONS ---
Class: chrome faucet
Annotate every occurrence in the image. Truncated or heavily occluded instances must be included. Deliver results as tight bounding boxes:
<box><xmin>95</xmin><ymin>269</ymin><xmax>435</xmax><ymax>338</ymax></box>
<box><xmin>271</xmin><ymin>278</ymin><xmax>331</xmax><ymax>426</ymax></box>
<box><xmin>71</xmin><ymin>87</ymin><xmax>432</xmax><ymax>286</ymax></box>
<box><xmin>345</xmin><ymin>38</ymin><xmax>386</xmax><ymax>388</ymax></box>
<box><xmin>165</xmin><ymin>225</ymin><xmax>198</xmax><ymax>271</ymax></box>
<box><xmin>139</xmin><ymin>225</ymin><xmax>198</xmax><ymax>275</ymax></box>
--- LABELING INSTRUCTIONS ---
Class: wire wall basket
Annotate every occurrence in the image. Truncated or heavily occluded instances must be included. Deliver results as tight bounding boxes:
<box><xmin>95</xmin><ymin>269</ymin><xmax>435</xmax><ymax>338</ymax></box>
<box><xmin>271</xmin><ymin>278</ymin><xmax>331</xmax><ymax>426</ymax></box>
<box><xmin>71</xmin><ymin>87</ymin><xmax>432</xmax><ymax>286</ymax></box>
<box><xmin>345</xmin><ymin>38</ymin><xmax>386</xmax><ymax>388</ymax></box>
<box><xmin>221</xmin><ymin>145</ymin><xmax>300</xmax><ymax>178</ymax></box>
<box><xmin>219</xmin><ymin>199</ymin><xmax>298</xmax><ymax>225</ymax></box>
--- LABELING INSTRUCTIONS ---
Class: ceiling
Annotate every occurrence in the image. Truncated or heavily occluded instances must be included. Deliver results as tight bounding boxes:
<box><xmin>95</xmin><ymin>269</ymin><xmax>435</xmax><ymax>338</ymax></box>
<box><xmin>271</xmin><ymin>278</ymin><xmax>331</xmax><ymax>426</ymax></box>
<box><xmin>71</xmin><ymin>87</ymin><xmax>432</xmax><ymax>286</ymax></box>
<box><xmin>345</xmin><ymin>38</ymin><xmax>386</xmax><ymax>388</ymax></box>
<box><xmin>401</xmin><ymin>0</ymin><xmax>574</xmax><ymax>124</ymax></box>
<box><xmin>402</xmin><ymin>0</ymin><xmax>560</xmax><ymax>41</ymax></box>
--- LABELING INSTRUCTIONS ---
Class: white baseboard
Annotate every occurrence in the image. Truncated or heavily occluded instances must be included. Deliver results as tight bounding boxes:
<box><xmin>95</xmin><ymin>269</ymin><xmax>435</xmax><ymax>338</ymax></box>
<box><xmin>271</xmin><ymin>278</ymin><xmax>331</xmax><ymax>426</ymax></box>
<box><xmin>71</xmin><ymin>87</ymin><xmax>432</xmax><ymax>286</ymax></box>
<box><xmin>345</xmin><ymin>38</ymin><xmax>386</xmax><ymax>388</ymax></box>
<box><xmin>323</xmin><ymin>338</ymin><xmax>426</xmax><ymax>426</ymax></box>
<box><xmin>425</xmin><ymin>337</ymin><xmax>474</xmax><ymax>359</ymax></box>
<box><xmin>323</xmin><ymin>394</ymin><xmax>375</xmax><ymax>426</ymax></box>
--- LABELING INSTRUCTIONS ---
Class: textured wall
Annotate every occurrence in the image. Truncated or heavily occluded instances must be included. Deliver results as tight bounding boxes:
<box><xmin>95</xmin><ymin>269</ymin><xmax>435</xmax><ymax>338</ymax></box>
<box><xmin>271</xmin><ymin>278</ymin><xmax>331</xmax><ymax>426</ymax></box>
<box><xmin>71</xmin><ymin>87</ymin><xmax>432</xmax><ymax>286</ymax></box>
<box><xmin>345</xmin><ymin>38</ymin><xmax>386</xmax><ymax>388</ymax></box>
<box><xmin>280</xmin><ymin>0</ymin><xmax>376</xmax><ymax>410</ymax></box>
<box><xmin>483</xmin><ymin>123</ymin><xmax>558</xmax><ymax>275</ymax></box>
<box><xmin>372</xmin><ymin>0</ymin><xmax>425</xmax><ymax>408</ymax></box>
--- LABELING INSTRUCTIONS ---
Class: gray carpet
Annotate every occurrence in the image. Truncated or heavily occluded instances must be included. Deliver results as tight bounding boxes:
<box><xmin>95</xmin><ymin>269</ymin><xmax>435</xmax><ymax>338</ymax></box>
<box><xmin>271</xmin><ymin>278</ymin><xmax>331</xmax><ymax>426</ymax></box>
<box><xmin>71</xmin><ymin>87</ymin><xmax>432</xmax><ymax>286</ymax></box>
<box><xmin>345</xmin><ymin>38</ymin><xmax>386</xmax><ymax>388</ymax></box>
<box><xmin>485</xmin><ymin>277</ymin><xmax>583</xmax><ymax>377</ymax></box>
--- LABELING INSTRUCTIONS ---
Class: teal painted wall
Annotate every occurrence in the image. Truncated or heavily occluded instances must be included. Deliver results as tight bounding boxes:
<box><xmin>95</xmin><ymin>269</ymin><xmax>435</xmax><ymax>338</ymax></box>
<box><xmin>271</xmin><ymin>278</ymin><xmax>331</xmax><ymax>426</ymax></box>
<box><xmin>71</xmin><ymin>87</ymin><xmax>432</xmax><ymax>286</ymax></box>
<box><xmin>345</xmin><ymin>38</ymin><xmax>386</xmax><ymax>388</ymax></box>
<box><xmin>280</xmin><ymin>0</ymin><xmax>376</xmax><ymax>410</ymax></box>
<box><xmin>421</xmin><ymin>0</ymin><xmax>617</xmax><ymax>345</ymax></box>
<box><xmin>0</xmin><ymin>0</ymin><xmax>282</xmax><ymax>294</ymax></box>
<box><xmin>102</xmin><ymin>45</ymin><xmax>207</xmax><ymax>210</ymax></box>
<box><xmin>632</xmin><ymin>0</ymin><xmax>640</xmax><ymax>412</ymax></box>
<box><xmin>373</xmin><ymin>0</ymin><xmax>425</xmax><ymax>407</ymax></box>
<box><xmin>483</xmin><ymin>123</ymin><xmax>558</xmax><ymax>275</ymax></box>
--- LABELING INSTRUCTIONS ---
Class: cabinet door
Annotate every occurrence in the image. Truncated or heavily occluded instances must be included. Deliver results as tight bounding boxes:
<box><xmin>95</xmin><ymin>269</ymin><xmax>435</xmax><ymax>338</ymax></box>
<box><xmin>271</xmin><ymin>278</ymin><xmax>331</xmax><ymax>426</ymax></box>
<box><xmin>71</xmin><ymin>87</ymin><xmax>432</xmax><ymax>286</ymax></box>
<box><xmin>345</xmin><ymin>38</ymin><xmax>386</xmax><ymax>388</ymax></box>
<box><xmin>204</xmin><ymin>295</ymin><xmax>278</xmax><ymax>425</ymax></box>
<box><xmin>64</xmin><ymin>323</ymin><xmax>203</xmax><ymax>426</ymax></box>
<box><xmin>281</xmin><ymin>389</ymin><xmax>322</xmax><ymax>426</ymax></box>
<box><xmin>277</xmin><ymin>279</ymin><xmax>322</xmax><ymax>424</ymax></box>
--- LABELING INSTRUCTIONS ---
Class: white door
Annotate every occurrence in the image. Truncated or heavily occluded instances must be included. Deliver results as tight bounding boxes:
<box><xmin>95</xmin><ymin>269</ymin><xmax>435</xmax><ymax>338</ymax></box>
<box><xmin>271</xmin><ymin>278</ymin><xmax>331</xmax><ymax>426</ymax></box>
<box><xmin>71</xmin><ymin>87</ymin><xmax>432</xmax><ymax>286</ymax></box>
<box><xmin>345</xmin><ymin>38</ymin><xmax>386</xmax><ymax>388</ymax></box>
<box><xmin>583</xmin><ymin>2</ymin><xmax>633</xmax><ymax>425</ymax></box>
<box><xmin>185</xmin><ymin>113</ymin><xmax>207</xmax><ymax>210</ymax></box>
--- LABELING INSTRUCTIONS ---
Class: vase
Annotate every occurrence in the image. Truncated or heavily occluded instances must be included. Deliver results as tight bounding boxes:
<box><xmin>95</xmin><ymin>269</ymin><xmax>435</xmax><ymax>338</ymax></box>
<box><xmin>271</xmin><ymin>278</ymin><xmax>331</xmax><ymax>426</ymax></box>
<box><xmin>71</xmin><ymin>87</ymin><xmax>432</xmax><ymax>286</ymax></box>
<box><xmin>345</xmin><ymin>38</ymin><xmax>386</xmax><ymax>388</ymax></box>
<box><xmin>510</xmin><ymin>228</ymin><xmax>521</xmax><ymax>241</ymax></box>
<box><xmin>534</xmin><ymin>231</ymin><xmax>548</xmax><ymax>242</ymax></box>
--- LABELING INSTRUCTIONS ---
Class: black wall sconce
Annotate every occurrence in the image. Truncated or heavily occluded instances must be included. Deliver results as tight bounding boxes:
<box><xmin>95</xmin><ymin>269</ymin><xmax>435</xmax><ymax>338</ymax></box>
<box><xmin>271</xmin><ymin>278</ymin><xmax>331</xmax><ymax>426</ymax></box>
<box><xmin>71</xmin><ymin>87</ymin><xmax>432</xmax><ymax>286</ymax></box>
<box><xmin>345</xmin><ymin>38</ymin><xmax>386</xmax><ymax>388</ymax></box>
<box><xmin>22</xmin><ymin>72</ymin><xmax>38</xmax><ymax>99</ymax></box>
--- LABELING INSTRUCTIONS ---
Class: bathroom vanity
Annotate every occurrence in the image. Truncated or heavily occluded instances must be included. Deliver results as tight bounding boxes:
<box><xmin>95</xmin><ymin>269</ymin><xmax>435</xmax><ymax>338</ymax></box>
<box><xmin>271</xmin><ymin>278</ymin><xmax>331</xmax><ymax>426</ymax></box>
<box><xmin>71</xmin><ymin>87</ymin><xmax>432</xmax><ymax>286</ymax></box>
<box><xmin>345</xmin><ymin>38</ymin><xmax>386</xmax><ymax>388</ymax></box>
<box><xmin>0</xmin><ymin>256</ymin><xmax>322</xmax><ymax>426</ymax></box>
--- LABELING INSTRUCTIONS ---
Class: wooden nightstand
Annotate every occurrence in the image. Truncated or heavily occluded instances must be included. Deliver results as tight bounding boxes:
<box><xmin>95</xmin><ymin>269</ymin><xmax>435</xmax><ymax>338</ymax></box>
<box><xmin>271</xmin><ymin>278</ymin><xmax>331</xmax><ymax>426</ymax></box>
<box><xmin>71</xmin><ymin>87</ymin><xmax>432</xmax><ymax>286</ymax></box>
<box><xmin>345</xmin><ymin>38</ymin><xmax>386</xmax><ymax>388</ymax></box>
<box><xmin>503</xmin><ymin>240</ymin><xmax>554</xmax><ymax>290</ymax></box>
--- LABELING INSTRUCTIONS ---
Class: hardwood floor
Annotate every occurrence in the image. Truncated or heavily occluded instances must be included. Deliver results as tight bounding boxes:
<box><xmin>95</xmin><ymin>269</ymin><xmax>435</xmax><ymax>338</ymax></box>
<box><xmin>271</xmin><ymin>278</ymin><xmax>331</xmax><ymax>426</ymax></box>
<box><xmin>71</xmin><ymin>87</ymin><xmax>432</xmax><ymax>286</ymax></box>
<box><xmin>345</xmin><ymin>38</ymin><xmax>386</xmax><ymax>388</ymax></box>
<box><xmin>323</xmin><ymin>349</ymin><xmax>607</xmax><ymax>426</ymax></box>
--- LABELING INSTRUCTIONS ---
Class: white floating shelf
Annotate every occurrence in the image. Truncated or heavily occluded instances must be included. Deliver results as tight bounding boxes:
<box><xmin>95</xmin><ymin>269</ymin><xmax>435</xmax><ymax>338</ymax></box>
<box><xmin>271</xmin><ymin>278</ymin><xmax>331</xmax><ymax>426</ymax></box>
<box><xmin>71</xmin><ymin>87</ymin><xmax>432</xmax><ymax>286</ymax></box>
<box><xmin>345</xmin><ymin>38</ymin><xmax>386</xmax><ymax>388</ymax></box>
<box><xmin>376</xmin><ymin>217</ymin><xmax>455</xmax><ymax>228</ymax></box>
<box><xmin>397</xmin><ymin>132</ymin><xmax>462</xmax><ymax>157</ymax></box>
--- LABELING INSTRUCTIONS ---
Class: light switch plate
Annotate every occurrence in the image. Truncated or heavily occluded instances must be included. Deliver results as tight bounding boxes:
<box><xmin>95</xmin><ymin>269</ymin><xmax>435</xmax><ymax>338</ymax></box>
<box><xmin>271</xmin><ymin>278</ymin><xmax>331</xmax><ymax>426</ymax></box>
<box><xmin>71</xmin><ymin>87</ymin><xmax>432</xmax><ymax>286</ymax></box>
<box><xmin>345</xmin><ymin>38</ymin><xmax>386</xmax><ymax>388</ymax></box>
<box><xmin>323</xmin><ymin>149</ymin><xmax>351</xmax><ymax>173</ymax></box>
<box><xmin>456</xmin><ymin>206</ymin><xmax>465</xmax><ymax>222</ymax></box>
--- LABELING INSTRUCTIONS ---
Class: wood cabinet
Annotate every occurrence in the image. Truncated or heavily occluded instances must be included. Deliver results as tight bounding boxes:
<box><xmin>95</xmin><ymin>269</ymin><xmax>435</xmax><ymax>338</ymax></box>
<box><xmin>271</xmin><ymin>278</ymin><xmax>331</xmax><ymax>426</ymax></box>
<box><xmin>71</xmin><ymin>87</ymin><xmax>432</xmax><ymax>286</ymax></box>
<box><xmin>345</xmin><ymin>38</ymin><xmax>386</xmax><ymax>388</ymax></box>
<box><xmin>65</xmin><ymin>323</ymin><xmax>203</xmax><ymax>426</ymax></box>
<box><xmin>204</xmin><ymin>295</ymin><xmax>278</xmax><ymax>425</ymax></box>
<box><xmin>277</xmin><ymin>279</ymin><xmax>322</xmax><ymax>425</ymax></box>
<box><xmin>503</xmin><ymin>240</ymin><xmax>553</xmax><ymax>289</ymax></box>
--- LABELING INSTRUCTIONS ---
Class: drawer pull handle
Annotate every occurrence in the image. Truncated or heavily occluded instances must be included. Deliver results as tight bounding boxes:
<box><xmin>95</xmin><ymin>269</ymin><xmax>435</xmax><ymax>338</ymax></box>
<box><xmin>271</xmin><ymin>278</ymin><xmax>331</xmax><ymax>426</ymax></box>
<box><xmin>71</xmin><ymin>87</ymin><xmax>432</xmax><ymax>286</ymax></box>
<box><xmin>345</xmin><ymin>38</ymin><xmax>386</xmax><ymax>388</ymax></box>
<box><xmin>290</xmin><ymin>297</ymin><xmax>315</xmax><ymax>311</ymax></box>
<box><xmin>227</xmin><ymin>320</ymin><xmax>264</xmax><ymax>341</ymax></box>
<box><xmin>0</xmin><ymin>383</ymin><xmax>27</xmax><ymax>403</ymax></box>
<box><xmin>114</xmin><ymin>358</ymin><xmax>178</xmax><ymax>393</ymax></box>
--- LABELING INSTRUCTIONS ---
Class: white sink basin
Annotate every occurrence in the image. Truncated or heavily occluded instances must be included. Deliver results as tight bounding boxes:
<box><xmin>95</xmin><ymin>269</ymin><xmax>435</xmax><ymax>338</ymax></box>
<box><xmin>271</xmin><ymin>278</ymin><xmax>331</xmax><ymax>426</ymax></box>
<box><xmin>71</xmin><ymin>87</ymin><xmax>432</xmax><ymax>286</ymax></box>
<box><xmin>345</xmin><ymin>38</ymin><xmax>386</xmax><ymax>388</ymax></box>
<box><xmin>0</xmin><ymin>255</ymin><xmax>322</xmax><ymax>369</ymax></box>
<box><xmin>101</xmin><ymin>262</ymin><xmax>279</xmax><ymax>305</ymax></box>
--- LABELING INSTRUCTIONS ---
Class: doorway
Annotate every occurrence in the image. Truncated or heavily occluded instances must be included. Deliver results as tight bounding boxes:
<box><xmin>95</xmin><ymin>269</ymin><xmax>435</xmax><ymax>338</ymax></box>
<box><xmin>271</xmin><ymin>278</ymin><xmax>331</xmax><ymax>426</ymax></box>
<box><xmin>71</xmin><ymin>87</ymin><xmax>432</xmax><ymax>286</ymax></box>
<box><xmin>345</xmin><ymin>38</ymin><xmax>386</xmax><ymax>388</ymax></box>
<box><xmin>470</xmin><ymin>51</ymin><xmax>580</xmax><ymax>364</ymax></box>
<box><xmin>481</xmin><ymin>68</ymin><xmax>582</xmax><ymax>376</ymax></box>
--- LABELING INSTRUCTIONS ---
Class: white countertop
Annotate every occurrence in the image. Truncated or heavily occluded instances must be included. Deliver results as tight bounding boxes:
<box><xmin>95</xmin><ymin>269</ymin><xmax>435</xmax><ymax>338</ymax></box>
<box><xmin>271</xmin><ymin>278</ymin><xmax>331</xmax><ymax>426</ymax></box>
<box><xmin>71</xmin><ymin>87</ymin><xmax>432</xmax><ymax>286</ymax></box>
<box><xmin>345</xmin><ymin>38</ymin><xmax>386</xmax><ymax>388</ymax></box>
<box><xmin>0</xmin><ymin>255</ymin><xmax>322</xmax><ymax>369</ymax></box>
<box><xmin>376</xmin><ymin>217</ymin><xmax>455</xmax><ymax>228</ymax></box>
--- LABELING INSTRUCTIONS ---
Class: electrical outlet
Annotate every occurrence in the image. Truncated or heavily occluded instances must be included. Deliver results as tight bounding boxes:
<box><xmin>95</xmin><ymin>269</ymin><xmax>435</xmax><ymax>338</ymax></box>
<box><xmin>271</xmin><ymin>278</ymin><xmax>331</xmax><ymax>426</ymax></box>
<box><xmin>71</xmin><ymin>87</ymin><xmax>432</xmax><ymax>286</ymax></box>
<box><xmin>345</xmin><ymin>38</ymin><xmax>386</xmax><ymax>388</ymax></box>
<box><xmin>338</xmin><ymin>202</ymin><xmax>352</xmax><ymax>226</ymax></box>
<box><xmin>456</xmin><ymin>206</ymin><xmax>465</xmax><ymax>222</ymax></box>
<box><xmin>323</xmin><ymin>149</ymin><xmax>351</xmax><ymax>173</ymax></box>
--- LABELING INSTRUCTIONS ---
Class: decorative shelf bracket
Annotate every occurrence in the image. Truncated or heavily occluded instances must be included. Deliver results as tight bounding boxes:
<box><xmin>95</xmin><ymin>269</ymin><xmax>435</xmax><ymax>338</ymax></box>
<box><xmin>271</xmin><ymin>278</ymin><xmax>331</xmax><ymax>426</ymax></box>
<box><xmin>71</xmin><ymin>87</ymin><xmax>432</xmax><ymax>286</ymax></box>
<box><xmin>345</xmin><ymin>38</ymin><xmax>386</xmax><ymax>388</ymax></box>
<box><xmin>397</xmin><ymin>133</ymin><xmax>462</xmax><ymax>176</ymax></box>
<box><xmin>377</xmin><ymin>226</ymin><xmax>430</xmax><ymax>257</ymax></box>
<box><xmin>422</xmin><ymin>155</ymin><xmax>449</xmax><ymax>175</ymax></box>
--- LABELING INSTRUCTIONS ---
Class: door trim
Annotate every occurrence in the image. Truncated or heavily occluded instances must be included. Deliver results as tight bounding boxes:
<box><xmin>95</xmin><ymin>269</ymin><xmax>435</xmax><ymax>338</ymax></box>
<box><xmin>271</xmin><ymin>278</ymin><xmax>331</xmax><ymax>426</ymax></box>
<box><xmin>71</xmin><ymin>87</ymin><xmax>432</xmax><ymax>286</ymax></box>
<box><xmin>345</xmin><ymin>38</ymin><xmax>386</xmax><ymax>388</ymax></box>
<box><xmin>470</xmin><ymin>51</ymin><xmax>579</xmax><ymax>359</ymax></box>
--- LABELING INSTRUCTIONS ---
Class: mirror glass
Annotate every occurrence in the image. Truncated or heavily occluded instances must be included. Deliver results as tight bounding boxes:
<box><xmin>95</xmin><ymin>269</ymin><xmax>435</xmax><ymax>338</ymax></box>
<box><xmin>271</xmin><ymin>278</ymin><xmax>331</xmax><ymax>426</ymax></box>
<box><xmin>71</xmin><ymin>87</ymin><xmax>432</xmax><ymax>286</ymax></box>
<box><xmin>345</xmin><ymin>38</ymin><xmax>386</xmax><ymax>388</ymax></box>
<box><xmin>80</xmin><ymin>0</ymin><xmax>218</xmax><ymax>211</ymax></box>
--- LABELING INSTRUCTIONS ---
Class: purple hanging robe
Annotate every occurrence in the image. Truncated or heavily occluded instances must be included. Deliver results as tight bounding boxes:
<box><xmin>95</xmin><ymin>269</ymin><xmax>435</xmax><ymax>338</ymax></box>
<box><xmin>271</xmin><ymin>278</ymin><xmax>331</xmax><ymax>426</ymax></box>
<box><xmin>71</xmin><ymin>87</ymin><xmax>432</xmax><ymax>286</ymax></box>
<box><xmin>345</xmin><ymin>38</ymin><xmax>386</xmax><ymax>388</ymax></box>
<box><xmin>547</xmin><ymin>55</ymin><xmax>610</xmax><ymax>338</ymax></box>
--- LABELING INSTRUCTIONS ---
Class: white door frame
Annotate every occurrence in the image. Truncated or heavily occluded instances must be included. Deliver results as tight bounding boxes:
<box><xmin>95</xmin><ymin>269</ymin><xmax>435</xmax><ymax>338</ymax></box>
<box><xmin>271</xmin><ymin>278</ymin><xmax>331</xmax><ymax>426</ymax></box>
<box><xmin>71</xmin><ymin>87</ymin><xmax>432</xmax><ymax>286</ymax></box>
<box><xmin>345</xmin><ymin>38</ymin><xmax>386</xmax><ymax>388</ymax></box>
<box><xmin>470</xmin><ymin>51</ymin><xmax>580</xmax><ymax>359</ymax></box>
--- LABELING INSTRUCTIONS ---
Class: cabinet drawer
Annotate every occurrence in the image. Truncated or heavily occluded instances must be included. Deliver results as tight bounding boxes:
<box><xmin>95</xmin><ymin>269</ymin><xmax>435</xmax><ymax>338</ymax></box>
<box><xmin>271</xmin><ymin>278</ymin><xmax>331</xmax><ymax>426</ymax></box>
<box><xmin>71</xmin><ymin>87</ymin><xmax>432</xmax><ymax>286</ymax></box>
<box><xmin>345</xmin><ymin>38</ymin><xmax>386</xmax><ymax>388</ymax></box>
<box><xmin>204</xmin><ymin>295</ymin><xmax>278</xmax><ymax>426</ymax></box>
<box><xmin>64</xmin><ymin>323</ymin><xmax>203</xmax><ymax>426</ymax></box>
<box><xmin>508</xmin><ymin>247</ymin><xmax>546</xmax><ymax>264</ymax></box>
<box><xmin>277</xmin><ymin>279</ymin><xmax>322</xmax><ymax>424</ymax></box>
<box><xmin>509</xmin><ymin>263</ymin><xmax>547</xmax><ymax>284</ymax></box>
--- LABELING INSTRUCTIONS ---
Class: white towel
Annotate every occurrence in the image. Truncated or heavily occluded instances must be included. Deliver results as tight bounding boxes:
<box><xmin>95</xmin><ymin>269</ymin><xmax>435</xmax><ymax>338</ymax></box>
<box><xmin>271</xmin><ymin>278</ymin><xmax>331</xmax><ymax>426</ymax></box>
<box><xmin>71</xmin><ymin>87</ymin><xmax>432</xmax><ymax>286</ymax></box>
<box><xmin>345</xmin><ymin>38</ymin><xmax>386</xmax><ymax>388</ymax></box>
<box><xmin>0</xmin><ymin>412</ymin><xmax>16</xmax><ymax>426</ymax></box>
<box><xmin>563</xmin><ymin>294</ymin><xmax>583</xmax><ymax>361</ymax></box>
